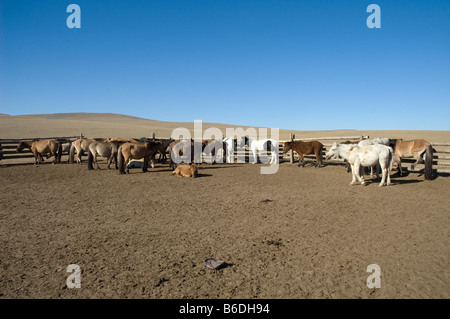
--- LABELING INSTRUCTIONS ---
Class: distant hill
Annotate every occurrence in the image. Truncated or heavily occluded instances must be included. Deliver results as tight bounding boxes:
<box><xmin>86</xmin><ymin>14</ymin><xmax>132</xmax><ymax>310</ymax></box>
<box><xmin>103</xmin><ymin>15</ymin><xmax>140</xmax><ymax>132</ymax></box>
<box><xmin>1</xmin><ymin>113</ymin><xmax>449</xmax><ymax>142</ymax></box>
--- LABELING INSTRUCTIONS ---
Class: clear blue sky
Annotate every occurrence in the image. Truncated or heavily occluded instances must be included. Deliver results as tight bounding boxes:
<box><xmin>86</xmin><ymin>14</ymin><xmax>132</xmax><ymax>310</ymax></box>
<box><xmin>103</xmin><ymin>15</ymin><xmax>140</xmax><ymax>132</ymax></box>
<box><xmin>0</xmin><ymin>0</ymin><xmax>449</xmax><ymax>130</ymax></box>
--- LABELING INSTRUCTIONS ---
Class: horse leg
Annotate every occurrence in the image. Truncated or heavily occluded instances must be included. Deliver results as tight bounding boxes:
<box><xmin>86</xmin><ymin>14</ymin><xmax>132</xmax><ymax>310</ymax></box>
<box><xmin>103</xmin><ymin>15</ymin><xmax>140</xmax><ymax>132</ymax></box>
<box><xmin>107</xmin><ymin>154</ymin><xmax>113</xmax><ymax>170</ymax></box>
<box><xmin>34</xmin><ymin>153</ymin><xmax>40</xmax><ymax>167</ymax></box>
<box><xmin>354</xmin><ymin>162</ymin><xmax>365</xmax><ymax>185</ymax></box>
<box><xmin>142</xmin><ymin>156</ymin><xmax>149</xmax><ymax>172</ymax></box>
<box><xmin>95</xmin><ymin>154</ymin><xmax>101</xmax><ymax>170</ymax></box>
<box><xmin>395</xmin><ymin>156</ymin><xmax>403</xmax><ymax>176</ymax></box>
<box><xmin>379</xmin><ymin>165</ymin><xmax>388</xmax><ymax>187</ymax></box>
<box><xmin>350</xmin><ymin>164</ymin><xmax>357</xmax><ymax>185</ymax></box>
<box><xmin>77</xmin><ymin>149</ymin><xmax>83</xmax><ymax>164</ymax></box>
<box><xmin>126</xmin><ymin>159</ymin><xmax>130</xmax><ymax>174</ymax></box>
<box><xmin>315</xmin><ymin>152</ymin><xmax>321</xmax><ymax>167</ymax></box>
<box><xmin>251</xmin><ymin>148</ymin><xmax>258</xmax><ymax>164</ymax></box>
<box><xmin>298</xmin><ymin>155</ymin><xmax>304</xmax><ymax>167</ymax></box>
<box><xmin>411</xmin><ymin>153</ymin><xmax>424</xmax><ymax>171</ymax></box>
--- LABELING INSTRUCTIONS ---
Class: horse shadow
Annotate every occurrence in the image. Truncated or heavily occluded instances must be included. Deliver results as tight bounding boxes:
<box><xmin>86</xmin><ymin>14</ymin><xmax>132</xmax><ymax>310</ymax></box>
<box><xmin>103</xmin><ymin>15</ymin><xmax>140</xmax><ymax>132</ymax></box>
<box><xmin>195</xmin><ymin>173</ymin><xmax>213</xmax><ymax>178</ymax></box>
<box><xmin>390</xmin><ymin>179</ymin><xmax>423</xmax><ymax>185</ymax></box>
<box><xmin>196</xmin><ymin>164</ymin><xmax>243</xmax><ymax>170</ymax></box>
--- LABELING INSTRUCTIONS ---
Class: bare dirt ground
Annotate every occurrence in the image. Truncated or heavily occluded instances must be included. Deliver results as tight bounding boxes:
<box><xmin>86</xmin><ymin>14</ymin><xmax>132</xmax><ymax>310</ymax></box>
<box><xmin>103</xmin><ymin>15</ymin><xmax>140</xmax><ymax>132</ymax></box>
<box><xmin>1</xmin><ymin>113</ymin><xmax>449</xmax><ymax>299</ymax></box>
<box><xmin>1</xmin><ymin>157</ymin><xmax>449</xmax><ymax>299</ymax></box>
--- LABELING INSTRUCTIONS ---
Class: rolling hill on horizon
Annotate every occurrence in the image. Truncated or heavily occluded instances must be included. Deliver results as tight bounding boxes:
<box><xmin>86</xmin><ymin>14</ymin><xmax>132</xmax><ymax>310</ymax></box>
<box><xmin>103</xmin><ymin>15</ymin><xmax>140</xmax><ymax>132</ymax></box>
<box><xmin>0</xmin><ymin>112</ymin><xmax>449</xmax><ymax>142</ymax></box>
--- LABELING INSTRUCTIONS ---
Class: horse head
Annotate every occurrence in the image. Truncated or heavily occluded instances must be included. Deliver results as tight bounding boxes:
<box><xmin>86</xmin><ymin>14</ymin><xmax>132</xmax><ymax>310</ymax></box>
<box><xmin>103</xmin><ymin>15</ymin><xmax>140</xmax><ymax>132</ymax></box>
<box><xmin>282</xmin><ymin>142</ymin><xmax>292</xmax><ymax>154</ymax></box>
<box><xmin>325</xmin><ymin>143</ymin><xmax>339</xmax><ymax>160</ymax></box>
<box><xmin>16</xmin><ymin>141</ymin><xmax>29</xmax><ymax>152</ymax></box>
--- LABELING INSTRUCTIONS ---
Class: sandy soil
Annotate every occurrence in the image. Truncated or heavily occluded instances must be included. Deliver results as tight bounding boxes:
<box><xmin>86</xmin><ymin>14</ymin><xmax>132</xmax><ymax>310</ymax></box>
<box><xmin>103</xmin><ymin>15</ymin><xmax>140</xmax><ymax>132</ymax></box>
<box><xmin>0</xmin><ymin>113</ymin><xmax>449</xmax><ymax>299</ymax></box>
<box><xmin>0</xmin><ymin>158</ymin><xmax>449</xmax><ymax>299</ymax></box>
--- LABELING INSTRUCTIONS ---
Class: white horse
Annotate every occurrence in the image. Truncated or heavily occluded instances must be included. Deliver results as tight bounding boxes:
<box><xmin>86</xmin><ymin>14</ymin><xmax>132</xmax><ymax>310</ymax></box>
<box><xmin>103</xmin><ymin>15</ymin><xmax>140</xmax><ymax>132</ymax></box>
<box><xmin>247</xmin><ymin>138</ymin><xmax>279</xmax><ymax>165</ymax></box>
<box><xmin>223</xmin><ymin>137</ymin><xmax>235</xmax><ymax>163</ymax></box>
<box><xmin>326</xmin><ymin>143</ymin><xmax>394</xmax><ymax>187</ymax></box>
<box><xmin>357</xmin><ymin>138</ymin><xmax>391</xmax><ymax>177</ymax></box>
<box><xmin>358</xmin><ymin>137</ymin><xmax>390</xmax><ymax>147</ymax></box>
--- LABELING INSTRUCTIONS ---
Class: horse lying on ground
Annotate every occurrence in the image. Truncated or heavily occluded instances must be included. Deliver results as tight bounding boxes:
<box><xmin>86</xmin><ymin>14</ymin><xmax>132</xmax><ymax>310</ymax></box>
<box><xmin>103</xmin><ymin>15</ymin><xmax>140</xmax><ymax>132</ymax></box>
<box><xmin>87</xmin><ymin>141</ymin><xmax>119</xmax><ymax>170</ymax></box>
<box><xmin>283</xmin><ymin>140</ymin><xmax>323</xmax><ymax>167</ymax></box>
<box><xmin>325</xmin><ymin>143</ymin><xmax>394</xmax><ymax>187</ymax></box>
<box><xmin>16</xmin><ymin>139</ymin><xmax>62</xmax><ymax>166</ymax></box>
<box><xmin>172</xmin><ymin>163</ymin><xmax>198</xmax><ymax>178</ymax></box>
<box><xmin>393</xmin><ymin>139</ymin><xmax>434</xmax><ymax>180</ymax></box>
<box><xmin>117</xmin><ymin>141</ymin><xmax>159</xmax><ymax>174</ymax></box>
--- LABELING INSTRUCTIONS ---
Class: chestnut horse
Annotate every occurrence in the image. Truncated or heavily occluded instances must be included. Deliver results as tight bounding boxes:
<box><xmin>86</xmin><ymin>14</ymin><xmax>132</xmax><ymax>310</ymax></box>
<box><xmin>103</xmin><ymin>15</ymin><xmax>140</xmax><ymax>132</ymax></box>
<box><xmin>117</xmin><ymin>141</ymin><xmax>159</xmax><ymax>174</ymax></box>
<box><xmin>393</xmin><ymin>139</ymin><xmax>434</xmax><ymax>180</ymax></box>
<box><xmin>283</xmin><ymin>141</ymin><xmax>324</xmax><ymax>167</ymax></box>
<box><xmin>16</xmin><ymin>139</ymin><xmax>62</xmax><ymax>166</ymax></box>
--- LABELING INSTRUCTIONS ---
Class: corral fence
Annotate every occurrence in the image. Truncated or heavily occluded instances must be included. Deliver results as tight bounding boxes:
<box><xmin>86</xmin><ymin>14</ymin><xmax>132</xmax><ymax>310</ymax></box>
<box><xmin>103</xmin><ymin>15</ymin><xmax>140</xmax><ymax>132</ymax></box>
<box><xmin>1</xmin><ymin>133</ymin><xmax>449</xmax><ymax>176</ymax></box>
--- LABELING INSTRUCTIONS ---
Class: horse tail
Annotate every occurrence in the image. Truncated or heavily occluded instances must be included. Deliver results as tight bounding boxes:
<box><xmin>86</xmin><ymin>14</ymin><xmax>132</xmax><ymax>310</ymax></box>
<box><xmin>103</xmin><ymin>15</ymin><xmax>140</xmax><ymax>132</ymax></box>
<box><xmin>87</xmin><ymin>148</ymin><xmax>94</xmax><ymax>170</ymax></box>
<box><xmin>118</xmin><ymin>145</ymin><xmax>125</xmax><ymax>174</ymax></box>
<box><xmin>424</xmin><ymin>144</ymin><xmax>434</xmax><ymax>180</ymax></box>
<box><xmin>318</xmin><ymin>144</ymin><xmax>324</xmax><ymax>167</ymax></box>
<box><xmin>168</xmin><ymin>144</ymin><xmax>175</xmax><ymax>169</ymax></box>
<box><xmin>388</xmin><ymin>147</ymin><xmax>395</xmax><ymax>175</ymax></box>
<box><xmin>57</xmin><ymin>141</ymin><xmax>63</xmax><ymax>163</ymax></box>
<box><xmin>112</xmin><ymin>142</ymin><xmax>119</xmax><ymax>170</ymax></box>
<box><xmin>69</xmin><ymin>142</ymin><xmax>76</xmax><ymax>164</ymax></box>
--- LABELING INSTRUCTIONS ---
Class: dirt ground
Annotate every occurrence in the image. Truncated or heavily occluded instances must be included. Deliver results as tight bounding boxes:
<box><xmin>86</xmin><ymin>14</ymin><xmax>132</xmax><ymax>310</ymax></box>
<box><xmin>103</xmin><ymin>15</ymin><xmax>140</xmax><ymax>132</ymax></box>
<box><xmin>0</xmin><ymin>156</ymin><xmax>448</xmax><ymax>299</ymax></box>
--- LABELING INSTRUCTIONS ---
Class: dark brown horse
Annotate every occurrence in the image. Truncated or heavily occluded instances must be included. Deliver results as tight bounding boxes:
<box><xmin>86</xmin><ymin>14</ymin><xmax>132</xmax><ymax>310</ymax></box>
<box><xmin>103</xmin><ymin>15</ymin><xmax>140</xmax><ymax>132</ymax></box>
<box><xmin>117</xmin><ymin>141</ymin><xmax>159</xmax><ymax>174</ymax></box>
<box><xmin>16</xmin><ymin>139</ymin><xmax>62</xmax><ymax>166</ymax></box>
<box><xmin>151</xmin><ymin>138</ymin><xmax>174</xmax><ymax>164</ymax></box>
<box><xmin>283</xmin><ymin>140</ymin><xmax>324</xmax><ymax>167</ymax></box>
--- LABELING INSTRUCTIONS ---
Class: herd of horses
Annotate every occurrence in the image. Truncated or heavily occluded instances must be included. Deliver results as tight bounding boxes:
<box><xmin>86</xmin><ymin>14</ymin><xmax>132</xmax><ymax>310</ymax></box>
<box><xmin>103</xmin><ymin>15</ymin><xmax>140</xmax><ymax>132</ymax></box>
<box><xmin>15</xmin><ymin>135</ymin><xmax>435</xmax><ymax>184</ymax></box>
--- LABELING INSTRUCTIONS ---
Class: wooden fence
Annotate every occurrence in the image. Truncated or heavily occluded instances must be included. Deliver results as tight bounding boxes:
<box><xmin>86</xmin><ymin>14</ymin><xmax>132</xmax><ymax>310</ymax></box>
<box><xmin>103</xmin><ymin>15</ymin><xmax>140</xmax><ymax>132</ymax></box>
<box><xmin>1</xmin><ymin>134</ymin><xmax>449</xmax><ymax>176</ymax></box>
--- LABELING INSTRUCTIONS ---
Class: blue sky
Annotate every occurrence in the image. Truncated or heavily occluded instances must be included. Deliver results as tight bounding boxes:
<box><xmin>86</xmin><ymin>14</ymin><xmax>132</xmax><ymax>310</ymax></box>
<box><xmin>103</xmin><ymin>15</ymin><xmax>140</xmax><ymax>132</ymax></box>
<box><xmin>0</xmin><ymin>0</ymin><xmax>449</xmax><ymax>130</ymax></box>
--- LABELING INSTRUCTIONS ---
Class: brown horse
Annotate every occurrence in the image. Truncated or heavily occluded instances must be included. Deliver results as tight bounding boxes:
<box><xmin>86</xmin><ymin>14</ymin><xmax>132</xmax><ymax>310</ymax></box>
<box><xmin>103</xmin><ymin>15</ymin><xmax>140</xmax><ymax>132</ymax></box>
<box><xmin>283</xmin><ymin>141</ymin><xmax>324</xmax><ymax>167</ymax></box>
<box><xmin>16</xmin><ymin>139</ymin><xmax>62</xmax><ymax>166</ymax></box>
<box><xmin>106</xmin><ymin>137</ymin><xmax>140</xmax><ymax>144</ymax></box>
<box><xmin>117</xmin><ymin>141</ymin><xmax>159</xmax><ymax>174</ymax></box>
<box><xmin>393</xmin><ymin>139</ymin><xmax>434</xmax><ymax>180</ymax></box>
<box><xmin>151</xmin><ymin>138</ymin><xmax>174</xmax><ymax>164</ymax></box>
